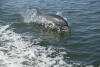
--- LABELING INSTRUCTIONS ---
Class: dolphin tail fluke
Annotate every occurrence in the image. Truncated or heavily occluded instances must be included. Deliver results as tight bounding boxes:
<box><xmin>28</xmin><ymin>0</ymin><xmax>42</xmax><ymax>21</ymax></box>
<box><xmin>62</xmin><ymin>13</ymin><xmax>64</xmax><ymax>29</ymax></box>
<box><xmin>34</xmin><ymin>7</ymin><xmax>42</xmax><ymax>15</ymax></box>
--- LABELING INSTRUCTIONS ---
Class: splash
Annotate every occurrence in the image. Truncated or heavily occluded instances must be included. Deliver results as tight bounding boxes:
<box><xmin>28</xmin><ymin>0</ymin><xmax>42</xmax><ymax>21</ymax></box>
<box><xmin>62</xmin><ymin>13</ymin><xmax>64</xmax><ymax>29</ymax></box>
<box><xmin>0</xmin><ymin>25</ymin><xmax>77</xmax><ymax>67</ymax></box>
<box><xmin>22</xmin><ymin>9</ymin><xmax>69</xmax><ymax>30</ymax></box>
<box><xmin>56</xmin><ymin>11</ymin><xmax>68</xmax><ymax>21</ymax></box>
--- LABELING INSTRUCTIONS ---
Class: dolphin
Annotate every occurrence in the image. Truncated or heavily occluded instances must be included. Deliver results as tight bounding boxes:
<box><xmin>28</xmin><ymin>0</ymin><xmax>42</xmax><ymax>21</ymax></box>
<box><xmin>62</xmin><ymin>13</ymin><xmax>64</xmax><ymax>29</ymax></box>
<box><xmin>34</xmin><ymin>7</ymin><xmax>70</xmax><ymax>32</ymax></box>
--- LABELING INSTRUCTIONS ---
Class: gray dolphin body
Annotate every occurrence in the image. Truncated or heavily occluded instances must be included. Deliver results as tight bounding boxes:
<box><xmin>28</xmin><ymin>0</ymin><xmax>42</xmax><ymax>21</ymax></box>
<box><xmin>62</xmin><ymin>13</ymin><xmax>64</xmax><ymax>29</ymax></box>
<box><xmin>35</xmin><ymin>7</ymin><xmax>70</xmax><ymax>32</ymax></box>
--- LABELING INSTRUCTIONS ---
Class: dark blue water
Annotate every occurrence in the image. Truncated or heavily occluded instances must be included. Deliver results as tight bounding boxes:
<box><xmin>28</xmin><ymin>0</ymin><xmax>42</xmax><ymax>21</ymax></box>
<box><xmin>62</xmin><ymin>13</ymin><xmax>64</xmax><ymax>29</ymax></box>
<box><xmin>0</xmin><ymin>0</ymin><xmax>100</xmax><ymax>67</ymax></box>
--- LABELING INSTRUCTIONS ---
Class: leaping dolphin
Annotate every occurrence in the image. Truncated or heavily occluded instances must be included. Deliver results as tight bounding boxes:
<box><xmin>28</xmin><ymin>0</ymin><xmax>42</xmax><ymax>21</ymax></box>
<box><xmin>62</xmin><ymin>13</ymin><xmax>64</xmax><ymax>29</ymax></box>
<box><xmin>34</xmin><ymin>7</ymin><xmax>70</xmax><ymax>32</ymax></box>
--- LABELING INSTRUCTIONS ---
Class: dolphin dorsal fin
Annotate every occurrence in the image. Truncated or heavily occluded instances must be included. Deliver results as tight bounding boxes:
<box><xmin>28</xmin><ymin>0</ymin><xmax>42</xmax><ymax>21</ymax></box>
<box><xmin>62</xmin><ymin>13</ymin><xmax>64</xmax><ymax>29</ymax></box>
<box><xmin>34</xmin><ymin>7</ymin><xmax>42</xmax><ymax>15</ymax></box>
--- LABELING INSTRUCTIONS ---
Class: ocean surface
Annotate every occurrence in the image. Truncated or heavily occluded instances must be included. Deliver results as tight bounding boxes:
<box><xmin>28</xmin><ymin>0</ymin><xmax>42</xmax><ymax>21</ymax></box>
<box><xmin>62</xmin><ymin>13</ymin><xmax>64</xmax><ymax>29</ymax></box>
<box><xmin>0</xmin><ymin>0</ymin><xmax>100</xmax><ymax>67</ymax></box>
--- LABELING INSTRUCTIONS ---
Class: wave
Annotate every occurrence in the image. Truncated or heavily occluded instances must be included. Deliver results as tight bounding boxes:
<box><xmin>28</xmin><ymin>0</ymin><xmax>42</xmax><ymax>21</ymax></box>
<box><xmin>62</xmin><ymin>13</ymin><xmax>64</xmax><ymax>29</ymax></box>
<box><xmin>0</xmin><ymin>25</ymin><xmax>74</xmax><ymax>67</ymax></box>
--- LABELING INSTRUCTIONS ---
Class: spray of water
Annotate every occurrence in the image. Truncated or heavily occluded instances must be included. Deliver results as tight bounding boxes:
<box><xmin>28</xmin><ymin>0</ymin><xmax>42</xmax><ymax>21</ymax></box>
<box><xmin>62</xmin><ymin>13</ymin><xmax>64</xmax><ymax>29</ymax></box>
<box><xmin>21</xmin><ymin>9</ymin><xmax>69</xmax><ymax>31</ymax></box>
<box><xmin>0</xmin><ymin>25</ymin><xmax>78</xmax><ymax>67</ymax></box>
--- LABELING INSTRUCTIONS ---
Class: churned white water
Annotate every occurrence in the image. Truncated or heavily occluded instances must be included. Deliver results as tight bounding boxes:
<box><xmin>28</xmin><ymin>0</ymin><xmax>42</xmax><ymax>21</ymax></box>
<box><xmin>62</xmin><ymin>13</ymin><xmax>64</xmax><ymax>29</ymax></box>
<box><xmin>0</xmin><ymin>25</ymin><xmax>73</xmax><ymax>67</ymax></box>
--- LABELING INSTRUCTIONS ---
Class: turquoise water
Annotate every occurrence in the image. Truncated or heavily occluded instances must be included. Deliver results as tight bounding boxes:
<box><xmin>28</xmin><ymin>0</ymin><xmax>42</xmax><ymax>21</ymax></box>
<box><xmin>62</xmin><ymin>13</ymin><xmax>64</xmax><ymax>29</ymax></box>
<box><xmin>0</xmin><ymin>0</ymin><xmax>100</xmax><ymax>67</ymax></box>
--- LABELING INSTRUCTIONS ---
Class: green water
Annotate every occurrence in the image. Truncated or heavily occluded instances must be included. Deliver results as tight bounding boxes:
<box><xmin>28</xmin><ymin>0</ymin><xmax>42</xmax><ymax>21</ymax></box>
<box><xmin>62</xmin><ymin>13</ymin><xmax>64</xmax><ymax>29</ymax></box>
<box><xmin>0</xmin><ymin>0</ymin><xmax>100</xmax><ymax>67</ymax></box>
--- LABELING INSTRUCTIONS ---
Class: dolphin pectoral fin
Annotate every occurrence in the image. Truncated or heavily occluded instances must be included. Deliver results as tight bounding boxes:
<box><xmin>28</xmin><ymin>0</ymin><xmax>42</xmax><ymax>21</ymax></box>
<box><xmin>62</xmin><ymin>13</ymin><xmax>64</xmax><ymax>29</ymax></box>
<box><xmin>34</xmin><ymin>7</ymin><xmax>42</xmax><ymax>15</ymax></box>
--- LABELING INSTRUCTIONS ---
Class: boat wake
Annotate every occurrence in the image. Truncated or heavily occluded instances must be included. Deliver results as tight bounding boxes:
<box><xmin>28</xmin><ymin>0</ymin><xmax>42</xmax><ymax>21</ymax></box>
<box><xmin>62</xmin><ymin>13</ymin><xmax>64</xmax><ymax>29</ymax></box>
<box><xmin>0</xmin><ymin>25</ymin><xmax>74</xmax><ymax>67</ymax></box>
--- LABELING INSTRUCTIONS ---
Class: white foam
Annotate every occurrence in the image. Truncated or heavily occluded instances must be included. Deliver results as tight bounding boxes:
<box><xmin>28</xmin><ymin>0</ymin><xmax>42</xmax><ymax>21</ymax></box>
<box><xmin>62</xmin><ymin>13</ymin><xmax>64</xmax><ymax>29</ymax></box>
<box><xmin>0</xmin><ymin>25</ymin><xmax>81</xmax><ymax>67</ymax></box>
<box><xmin>0</xmin><ymin>25</ymin><xmax>68</xmax><ymax>67</ymax></box>
<box><xmin>56</xmin><ymin>11</ymin><xmax>63</xmax><ymax>16</ymax></box>
<box><xmin>0</xmin><ymin>25</ymin><xmax>10</xmax><ymax>33</ymax></box>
